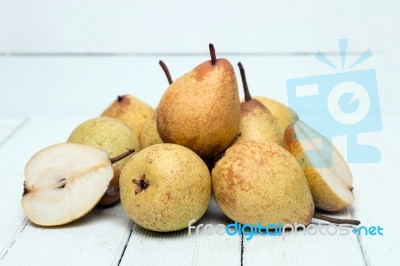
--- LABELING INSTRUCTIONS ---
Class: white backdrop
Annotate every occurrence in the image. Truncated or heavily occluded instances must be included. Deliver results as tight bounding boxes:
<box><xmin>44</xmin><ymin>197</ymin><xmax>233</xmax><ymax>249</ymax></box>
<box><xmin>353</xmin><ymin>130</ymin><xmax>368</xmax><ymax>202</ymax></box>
<box><xmin>0</xmin><ymin>0</ymin><xmax>399</xmax><ymax>116</ymax></box>
<box><xmin>0</xmin><ymin>0</ymin><xmax>398</xmax><ymax>53</ymax></box>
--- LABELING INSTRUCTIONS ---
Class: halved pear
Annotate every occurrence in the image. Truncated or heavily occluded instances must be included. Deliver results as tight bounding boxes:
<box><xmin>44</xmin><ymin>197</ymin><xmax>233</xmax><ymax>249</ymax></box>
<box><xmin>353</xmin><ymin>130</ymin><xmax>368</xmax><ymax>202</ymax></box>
<box><xmin>22</xmin><ymin>143</ymin><xmax>115</xmax><ymax>226</ymax></box>
<box><xmin>284</xmin><ymin>120</ymin><xmax>354</xmax><ymax>211</ymax></box>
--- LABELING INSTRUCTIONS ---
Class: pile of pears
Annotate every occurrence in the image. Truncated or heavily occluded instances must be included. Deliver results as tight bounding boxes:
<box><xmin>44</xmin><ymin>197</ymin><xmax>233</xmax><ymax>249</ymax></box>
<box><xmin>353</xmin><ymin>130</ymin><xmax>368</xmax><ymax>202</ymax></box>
<box><xmin>21</xmin><ymin>44</ymin><xmax>358</xmax><ymax>232</ymax></box>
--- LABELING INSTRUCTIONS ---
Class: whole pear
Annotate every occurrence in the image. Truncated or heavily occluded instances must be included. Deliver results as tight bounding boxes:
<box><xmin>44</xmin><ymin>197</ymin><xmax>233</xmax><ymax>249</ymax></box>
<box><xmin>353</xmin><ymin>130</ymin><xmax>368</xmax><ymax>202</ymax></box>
<box><xmin>212</xmin><ymin>140</ymin><xmax>314</xmax><ymax>226</ymax></box>
<box><xmin>156</xmin><ymin>44</ymin><xmax>240</xmax><ymax>157</ymax></box>
<box><xmin>234</xmin><ymin>62</ymin><xmax>284</xmax><ymax>146</ymax></box>
<box><xmin>140</xmin><ymin>113</ymin><xmax>164</xmax><ymax>149</ymax></box>
<box><xmin>67</xmin><ymin>117</ymin><xmax>140</xmax><ymax>205</ymax></box>
<box><xmin>102</xmin><ymin>94</ymin><xmax>154</xmax><ymax>137</ymax></box>
<box><xmin>254</xmin><ymin>96</ymin><xmax>298</xmax><ymax>133</ymax></box>
<box><xmin>120</xmin><ymin>144</ymin><xmax>211</xmax><ymax>232</ymax></box>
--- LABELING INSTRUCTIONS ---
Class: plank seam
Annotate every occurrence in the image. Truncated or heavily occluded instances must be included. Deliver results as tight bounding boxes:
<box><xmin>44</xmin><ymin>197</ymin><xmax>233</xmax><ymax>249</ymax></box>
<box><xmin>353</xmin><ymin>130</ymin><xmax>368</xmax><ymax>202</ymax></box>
<box><xmin>241</xmin><ymin>234</ymin><xmax>244</xmax><ymax>266</ymax></box>
<box><xmin>0</xmin><ymin>52</ymin><xmax>373</xmax><ymax>57</ymax></box>
<box><xmin>0</xmin><ymin>219</ymin><xmax>28</xmax><ymax>260</ymax></box>
<box><xmin>0</xmin><ymin>117</ymin><xmax>29</xmax><ymax>148</ymax></box>
<box><xmin>117</xmin><ymin>222</ymin><xmax>134</xmax><ymax>266</ymax></box>
<box><xmin>349</xmin><ymin>206</ymin><xmax>371</xmax><ymax>266</ymax></box>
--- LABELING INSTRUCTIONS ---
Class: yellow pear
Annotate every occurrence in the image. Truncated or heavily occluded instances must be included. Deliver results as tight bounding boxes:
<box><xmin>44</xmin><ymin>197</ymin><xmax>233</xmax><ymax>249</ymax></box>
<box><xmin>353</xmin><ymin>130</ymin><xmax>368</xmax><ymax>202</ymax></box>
<box><xmin>120</xmin><ymin>144</ymin><xmax>211</xmax><ymax>232</ymax></box>
<box><xmin>156</xmin><ymin>44</ymin><xmax>241</xmax><ymax>157</ymax></box>
<box><xmin>67</xmin><ymin>117</ymin><xmax>140</xmax><ymax>206</ymax></box>
<box><xmin>234</xmin><ymin>62</ymin><xmax>284</xmax><ymax>147</ymax></box>
<box><xmin>284</xmin><ymin>120</ymin><xmax>354</xmax><ymax>211</ymax></box>
<box><xmin>101</xmin><ymin>94</ymin><xmax>154</xmax><ymax>137</ymax></box>
<box><xmin>254</xmin><ymin>96</ymin><xmax>298</xmax><ymax>133</ymax></box>
<box><xmin>140</xmin><ymin>113</ymin><xmax>163</xmax><ymax>149</ymax></box>
<box><xmin>212</xmin><ymin>140</ymin><xmax>314</xmax><ymax>226</ymax></box>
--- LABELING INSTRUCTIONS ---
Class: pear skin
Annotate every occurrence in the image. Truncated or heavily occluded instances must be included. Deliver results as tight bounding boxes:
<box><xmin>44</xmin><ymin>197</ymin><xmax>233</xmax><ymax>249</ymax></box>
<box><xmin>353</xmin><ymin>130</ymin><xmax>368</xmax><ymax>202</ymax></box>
<box><xmin>156</xmin><ymin>45</ymin><xmax>240</xmax><ymax>157</ymax></box>
<box><xmin>102</xmin><ymin>94</ymin><xmax>154</xmax><ymax>137</ymax></box>
<box><xmin>255</xmin><ymin>96</ymin><xmax>298</xmax><ymax>133</ymax></box>
<box><xmin>284</xmin><ymin>120</ymin><xmax>354</xmax><ymax>211</ymax></box>
<box><xmin>212</xmin><ymin>140</ymin><xmax>314</xmax><ymax>226</ymax></box>
<box><xmin>235</xmin><ymin>100</ymin><xmax>284</xmax><ymax>146</ymax></box>
<box><xmin>140</xmin><ymin>113</ymin><xmax>164</xmax><ymax>149</ymax></box>
<box><xmin>120</xmin><ymin>143</ymin><xmax>211</xmax><ymax>232</ymax></box>
<box><xmin>234</xmin><ymin>63</ymin><xmax>284</xmax><ymax>146</ymax></box>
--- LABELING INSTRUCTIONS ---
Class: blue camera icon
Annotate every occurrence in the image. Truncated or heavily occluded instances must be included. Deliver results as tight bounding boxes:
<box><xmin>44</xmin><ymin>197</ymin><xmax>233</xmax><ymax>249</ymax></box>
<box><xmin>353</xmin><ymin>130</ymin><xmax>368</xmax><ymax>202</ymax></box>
<box><xmin>287</xmin><ymin>68</ymin><xmax>382</xmax><ymax>165</ymax></box>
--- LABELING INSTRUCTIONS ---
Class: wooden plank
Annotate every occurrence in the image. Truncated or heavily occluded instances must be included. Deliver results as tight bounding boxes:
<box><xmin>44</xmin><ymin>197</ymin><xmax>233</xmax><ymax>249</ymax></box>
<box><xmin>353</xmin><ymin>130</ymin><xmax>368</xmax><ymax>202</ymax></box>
<box><xmin>119</xmin><ymin>198</ymin><xmax>241</xmax><ymax>266</ymax></box>
<box><xmin>0</xmin><ymin>0</ymin><xmax>397</xmax><ymax>53</ymax></box>
<box><xmin>343</xmin><ymin>115</ymin><xmax>400</xmax><ymax>266</ymax></box>
<box><xmin>243</xmin><ymin>210</ymin><xmax>365</xmax><ymax>266</ymax></box>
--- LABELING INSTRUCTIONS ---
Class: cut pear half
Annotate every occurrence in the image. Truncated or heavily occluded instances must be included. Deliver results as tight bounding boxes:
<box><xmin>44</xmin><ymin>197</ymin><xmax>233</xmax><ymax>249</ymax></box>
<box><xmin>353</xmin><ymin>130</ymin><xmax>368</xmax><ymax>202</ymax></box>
<box><xmin>284</xmin><ymin>121</ymin><xmax>354</xmax><ymax>212</ymax></box>
<box><xmin>22</xmin><ymin>143</ymin><xmax>114</xmax><ymax>226</ymax></box>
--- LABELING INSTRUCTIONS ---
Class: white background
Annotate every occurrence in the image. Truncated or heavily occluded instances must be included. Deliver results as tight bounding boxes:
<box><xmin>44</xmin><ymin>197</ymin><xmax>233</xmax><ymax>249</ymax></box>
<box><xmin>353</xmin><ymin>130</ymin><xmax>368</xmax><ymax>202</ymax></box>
<box><xmin>0</xmin><ymin>1</ymin><xmax>399</xmax><ymax>265</ymax></box>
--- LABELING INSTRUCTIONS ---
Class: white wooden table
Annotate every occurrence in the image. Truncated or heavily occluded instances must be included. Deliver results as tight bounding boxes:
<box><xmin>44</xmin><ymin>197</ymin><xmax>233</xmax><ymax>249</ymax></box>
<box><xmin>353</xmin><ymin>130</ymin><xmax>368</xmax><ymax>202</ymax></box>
<box><xmin>0</xmin><ymin>1</ymin><xmax>399</xmax><ymax>265</ymax></box>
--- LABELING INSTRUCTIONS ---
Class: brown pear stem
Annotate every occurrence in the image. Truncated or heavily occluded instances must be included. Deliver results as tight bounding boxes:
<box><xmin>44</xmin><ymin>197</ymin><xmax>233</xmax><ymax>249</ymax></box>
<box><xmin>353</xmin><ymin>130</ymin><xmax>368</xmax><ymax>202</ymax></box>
<box><xmin>159</xmin><ymin>60</ymin><xmax>173</xmax><ymax>85</ymax></box>
<box><xmin>238</xmin><ymin>62</ymin><xmax>252</xmax><ymax>101</ymax></box>
<box><xmin>209</xmin><ymin>43</ymin><xmax>217</xmax><ymax>65</ymax></box>
<box><xmin>313</xmin><ymin>213</ymin><xmax>361</xmax><ymax>226</ymax></box>
<box><xmin>109</xmin><ymin>148</ymin><xmax>135</xmax><ymax>164</ymax></box>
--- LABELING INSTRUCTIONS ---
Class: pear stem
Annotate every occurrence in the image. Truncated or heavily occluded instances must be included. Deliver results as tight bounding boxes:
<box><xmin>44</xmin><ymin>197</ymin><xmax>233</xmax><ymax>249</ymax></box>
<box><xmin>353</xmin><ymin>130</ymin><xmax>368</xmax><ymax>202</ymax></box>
<box><xmin>109</xmin><ymin>148</ymin><xmax>135</xmax><ymax>164</ymax></box>
<box><xmin>159</xmin><ymin>60</ymin><xmax>173</xmax><ymax>85</ymax></box>
<box><xmin>238</xmin><ymin>62</ymin><xmax>252</xmax><ymax>101</ymax></box>
<box><xmin>313</xmin><ymin>213</ymin><xmax>361</xmax><ymax>226</ymax></box>
<box><xmin>209</xmin><ymin>43</ymin><xmax>217</xmax><ymax>65</ymax></box>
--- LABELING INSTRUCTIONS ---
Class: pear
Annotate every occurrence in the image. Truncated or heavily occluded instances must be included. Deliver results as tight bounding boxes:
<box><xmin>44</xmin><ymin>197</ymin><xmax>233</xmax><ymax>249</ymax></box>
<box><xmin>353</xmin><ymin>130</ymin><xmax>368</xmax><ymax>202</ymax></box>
<box><xmin>120</xmin><ymin>144</ymin><xmax>211</xmax><ymax>232</ymax></box>
<box><xmin>234</xmin><ymin>62</ymin><xmax>284</xmax><ymax>146</ymax></box>
<box><xmin>138</xmin><ymin>60</ymin><xmax>173</xmax><ymax>149</ymax></box>
<box><xmin>284</xmin><ymin>120</ymin><xmax>354</xmax><ymax>211</ymax></box>
<box><xmin>21</xmin><ymin>143</ymin><xmax>134</xmax><ymax>226</ymax></box>
<box><xmin>254</xmin><ymin>96</ymin><xmax>298</xmax><ymax>133</ymax></box>
<box><xmin>140</xmin><ymin>113</ymin><xmax>163</xmax><ymax>149</ymax></box>
<box><xmin>212</xmin><ymin>140</ymin><xmax>314</xmax><ymax>226</ymax></box>
<box><xmin>67</xmin><ymin>117</ymin><xmax>140</xmax><ymax>206</ymax></box>
<box><xmin>101</xmin><ymin>94</ymin><xmax>154</xmax><ymax>137</ymax></box>
<box><xmin>156</xmin><ymin>44</ymin><xmax>241</xmax><ymax>157</ymax></box>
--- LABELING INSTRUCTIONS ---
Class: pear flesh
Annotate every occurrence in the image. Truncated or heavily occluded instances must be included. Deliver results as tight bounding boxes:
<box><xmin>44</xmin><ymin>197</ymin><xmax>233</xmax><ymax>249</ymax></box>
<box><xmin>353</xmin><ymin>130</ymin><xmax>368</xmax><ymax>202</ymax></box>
<box><xmin>212</xmin><ymin>140</ymin><xmax>314</xmax><ymax>226</ymax></box>
<box><xmin>284</xmin><ymin>120</ymin><xmax>354</xmax><ymax>211</ymax></box>
<box><xmin>156</xmin><ymin>52</ymin><xmax>240</xmax><ymax>158</ymax></box>
<box><xmin>21</xmin><ymin>143</ymin><xmax>114</xmax><ymax>226</ymax></box>
<box><xmin>120</xmin><ymin>143</ymin><xmax>211</xmax><ymax>232</ymax></box>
